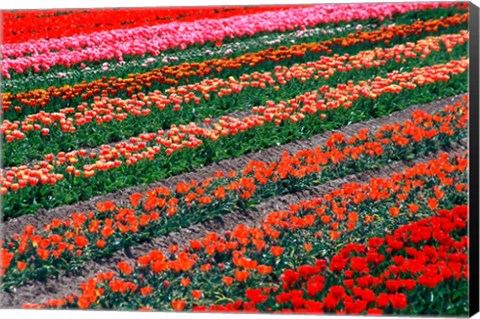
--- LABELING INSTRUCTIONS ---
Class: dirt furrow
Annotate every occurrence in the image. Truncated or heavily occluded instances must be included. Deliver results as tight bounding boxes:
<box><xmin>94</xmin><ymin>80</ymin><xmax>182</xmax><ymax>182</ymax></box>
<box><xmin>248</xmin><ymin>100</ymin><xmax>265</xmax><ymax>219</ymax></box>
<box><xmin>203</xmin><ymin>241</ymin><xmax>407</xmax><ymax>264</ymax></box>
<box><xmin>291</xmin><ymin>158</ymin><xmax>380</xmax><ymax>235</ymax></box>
<box><xmin>2</xmin><ymin>94</ymin><xmax>466</xmax><ymax>239</ymax></box>
<box><xmin>0</xmin><ymin>138</ymin><xmax>467</xmax><ymax>308</ymax></box>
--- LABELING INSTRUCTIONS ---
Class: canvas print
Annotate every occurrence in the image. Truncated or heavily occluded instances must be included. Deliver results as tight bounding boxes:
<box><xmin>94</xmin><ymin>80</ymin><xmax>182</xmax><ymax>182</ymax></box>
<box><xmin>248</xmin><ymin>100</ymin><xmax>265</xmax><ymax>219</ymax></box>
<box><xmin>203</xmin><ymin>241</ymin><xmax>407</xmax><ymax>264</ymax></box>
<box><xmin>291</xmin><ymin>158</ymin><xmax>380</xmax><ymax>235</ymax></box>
<box><xmin>0</xmin><ymin>1</ymin><xmax>478</xmax><ymax>316</ymax></box>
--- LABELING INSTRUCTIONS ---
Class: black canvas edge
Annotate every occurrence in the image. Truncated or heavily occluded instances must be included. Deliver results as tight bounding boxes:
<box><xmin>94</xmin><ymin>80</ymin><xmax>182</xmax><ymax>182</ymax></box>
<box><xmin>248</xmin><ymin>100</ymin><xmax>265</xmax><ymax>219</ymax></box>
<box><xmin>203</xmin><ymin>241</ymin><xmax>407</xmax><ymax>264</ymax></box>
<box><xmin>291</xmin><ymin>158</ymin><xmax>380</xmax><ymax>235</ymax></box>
<box><xmin>469</xmin><ymin>1</ymin><xmax>480</xmax><ymax>317</ymax></box>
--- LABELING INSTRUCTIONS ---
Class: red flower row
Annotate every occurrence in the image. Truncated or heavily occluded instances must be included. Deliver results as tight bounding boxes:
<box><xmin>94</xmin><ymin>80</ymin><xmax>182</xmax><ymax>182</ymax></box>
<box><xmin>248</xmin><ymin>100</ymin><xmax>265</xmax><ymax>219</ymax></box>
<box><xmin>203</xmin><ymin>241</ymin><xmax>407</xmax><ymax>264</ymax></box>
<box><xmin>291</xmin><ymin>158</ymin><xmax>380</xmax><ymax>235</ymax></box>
<box><xmin>2</xmin><ymin>6</ymin><xmax>302</xmax><ymax>44</ymax></box>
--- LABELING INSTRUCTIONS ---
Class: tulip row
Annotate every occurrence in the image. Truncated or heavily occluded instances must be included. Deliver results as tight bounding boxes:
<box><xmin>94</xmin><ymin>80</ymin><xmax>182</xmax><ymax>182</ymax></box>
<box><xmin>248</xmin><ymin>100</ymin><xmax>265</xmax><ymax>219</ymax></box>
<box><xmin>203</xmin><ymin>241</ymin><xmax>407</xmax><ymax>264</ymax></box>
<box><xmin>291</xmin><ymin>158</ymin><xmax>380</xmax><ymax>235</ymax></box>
<box><xmin>2</xmin><ymin>6</ymin><xmax>303</xmax><ymax>44</ymax></box>
<box><xmin>21</xmin><ymin>156</ymin><xmax>468</xmax><ymax>313</ymax></box>
<box><xmin>0</xmin><ymin>58</ymin><xmax>469</xmax><ymax>218</ymax></box>
<box><xmin>2</xmin><ymin>31</ymin><xmax>469</xmax><ymax>166</ymax></box>
<box><xmin>1</xmin><ymin>3</ymin><xmax>459</xmax><ymax>78</ymax></box>
<box><xmin>2</xmin><ymin>9</ymin><xmax>468</xmax><ymax>108</ymax></box>
<box><xmin>0</xmin><ymin>98</ymin><xmax>468</xmax><ymax>289</ymax></box>
<box><xmin>2</xmin><ymin>4</ymin><xmax>471</xmax><ymax>313</ymax></box>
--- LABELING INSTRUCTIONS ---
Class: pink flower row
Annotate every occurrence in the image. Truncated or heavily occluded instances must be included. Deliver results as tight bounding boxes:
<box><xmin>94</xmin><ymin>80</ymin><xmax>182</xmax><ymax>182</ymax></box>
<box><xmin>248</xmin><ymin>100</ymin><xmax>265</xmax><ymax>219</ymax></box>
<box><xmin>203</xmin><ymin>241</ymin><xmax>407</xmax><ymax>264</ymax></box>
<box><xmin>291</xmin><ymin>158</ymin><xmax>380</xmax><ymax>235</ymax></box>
<box><xmin>1</xmin><ymin>2</ymin><xmax>456</xmax><ymax>77</ymax></box>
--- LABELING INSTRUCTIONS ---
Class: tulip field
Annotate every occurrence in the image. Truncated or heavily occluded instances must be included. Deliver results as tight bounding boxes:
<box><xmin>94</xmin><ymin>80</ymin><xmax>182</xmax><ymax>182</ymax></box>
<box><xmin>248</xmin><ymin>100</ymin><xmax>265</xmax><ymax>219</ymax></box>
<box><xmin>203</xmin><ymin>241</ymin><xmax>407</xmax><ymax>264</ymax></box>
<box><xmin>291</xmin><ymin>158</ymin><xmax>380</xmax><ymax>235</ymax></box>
<box><xmin>0</xmin><ymin>2</ymin><xmax>471</xmax><ymax>315</ymax></box>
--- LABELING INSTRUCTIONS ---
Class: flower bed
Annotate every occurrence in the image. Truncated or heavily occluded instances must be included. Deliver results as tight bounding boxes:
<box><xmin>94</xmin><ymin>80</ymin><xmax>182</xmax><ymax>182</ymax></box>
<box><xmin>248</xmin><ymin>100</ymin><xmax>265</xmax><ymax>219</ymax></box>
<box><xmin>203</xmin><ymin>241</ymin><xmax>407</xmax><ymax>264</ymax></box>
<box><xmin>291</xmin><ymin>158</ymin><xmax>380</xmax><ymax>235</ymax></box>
<box><xmin>0</xmin><ymin>98</ymin><xmax>468</xmax><ymax>288</ymax></box>
<box><xmin>22</xmin><ymin>158</ymin><xmax>468</xmax><ymax>314</ymax></box>
<box><xmin>0</xmin><ymin>3</ymin><xmax>470</xmax><ymax>314</ymax></box>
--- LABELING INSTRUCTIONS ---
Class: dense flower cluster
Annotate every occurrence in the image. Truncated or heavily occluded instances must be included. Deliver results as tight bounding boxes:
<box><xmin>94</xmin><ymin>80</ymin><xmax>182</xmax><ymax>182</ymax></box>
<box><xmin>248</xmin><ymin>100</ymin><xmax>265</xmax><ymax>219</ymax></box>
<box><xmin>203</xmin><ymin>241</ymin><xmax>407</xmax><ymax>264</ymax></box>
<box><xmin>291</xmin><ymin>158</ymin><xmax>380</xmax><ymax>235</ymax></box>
<box><xmin>1</xmin><ymin>3</ymin><xmax>470</xmax><ymax>315</ymax></box>
<box><xmin>195</xmin><ymin>206</ymin><xmax>468</xmax><ymax>314</ymax></box>
<box><xmin>23</xmin><ymin>192</ymin><xmax>469</xmax><ymax>313</ymax></box>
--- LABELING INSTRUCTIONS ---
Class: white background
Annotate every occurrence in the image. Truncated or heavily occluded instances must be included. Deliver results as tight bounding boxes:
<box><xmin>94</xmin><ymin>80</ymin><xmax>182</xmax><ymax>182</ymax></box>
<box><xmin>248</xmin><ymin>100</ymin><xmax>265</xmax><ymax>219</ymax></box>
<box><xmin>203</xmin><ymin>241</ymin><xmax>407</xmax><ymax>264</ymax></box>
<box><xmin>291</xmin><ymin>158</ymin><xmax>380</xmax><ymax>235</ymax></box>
<box><xmin>0</xmin><ymin>0</ymin><xmax>479</xmax><ymax>319</ymax></box>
